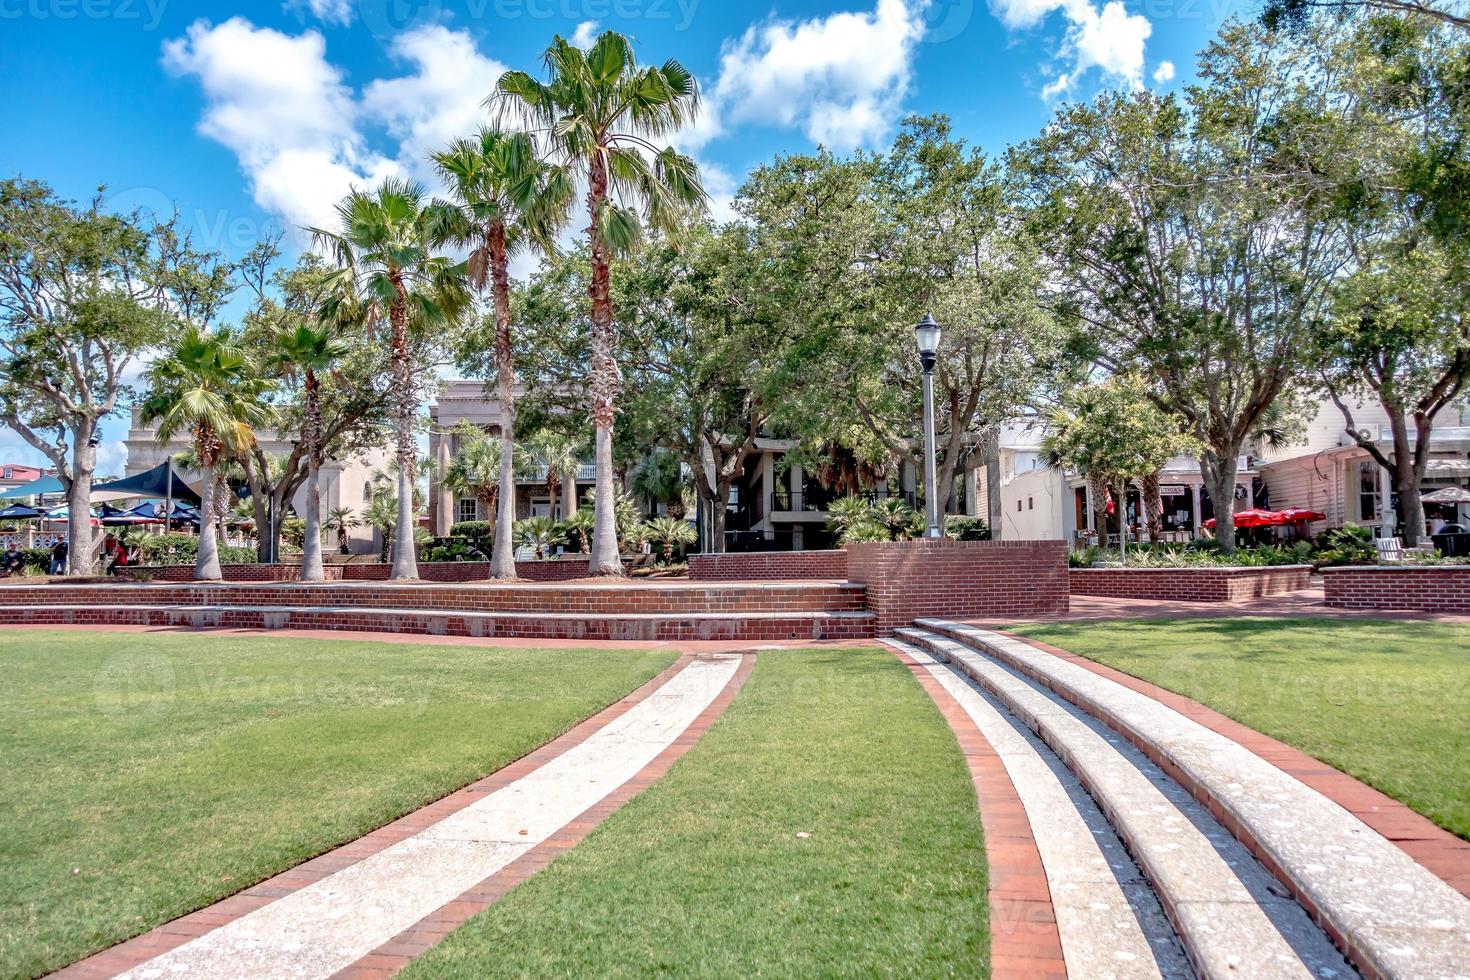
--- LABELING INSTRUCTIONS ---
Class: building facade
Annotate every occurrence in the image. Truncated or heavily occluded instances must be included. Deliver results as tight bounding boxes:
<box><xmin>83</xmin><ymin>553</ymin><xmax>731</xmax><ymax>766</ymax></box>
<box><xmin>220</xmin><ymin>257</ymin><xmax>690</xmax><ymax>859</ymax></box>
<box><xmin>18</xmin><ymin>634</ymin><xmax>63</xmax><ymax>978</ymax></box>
<box><xmin>122</xmin><ymin>408</ymin><xmax>388</xmax><ymax>554</ymax></box>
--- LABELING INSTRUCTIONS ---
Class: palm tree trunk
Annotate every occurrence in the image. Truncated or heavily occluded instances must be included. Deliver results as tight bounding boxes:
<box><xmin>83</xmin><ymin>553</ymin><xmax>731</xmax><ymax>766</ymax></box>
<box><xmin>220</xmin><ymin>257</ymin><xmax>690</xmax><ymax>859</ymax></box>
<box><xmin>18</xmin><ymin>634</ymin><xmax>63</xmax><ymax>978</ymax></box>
<box><xmin>388</xmin><ymin>287</ymin><xmax>419</xmax><ymax>580</ymax></box>
<box><xmin>586</xmin><ymin>152</ymin><xmax>624</xmax><ymax>577</ymax></box>
<box><xmin>196</xmin><ymin>461</ymin><xmax>223</xmax><ymax>581</ymax></box>
<box><xmin>301</xmin><ymin>458</ymin><xmax>324</xmax><ymax>582</ymax></box>
<box><xmin>490</xmin><ymin>223</ymin><xmax>518</xmax><ymax>579</ymax></box>
<box><xmin>562</xmin><ymin>471</ymin><xmax>577</xmax><ymax>522</ymax></box>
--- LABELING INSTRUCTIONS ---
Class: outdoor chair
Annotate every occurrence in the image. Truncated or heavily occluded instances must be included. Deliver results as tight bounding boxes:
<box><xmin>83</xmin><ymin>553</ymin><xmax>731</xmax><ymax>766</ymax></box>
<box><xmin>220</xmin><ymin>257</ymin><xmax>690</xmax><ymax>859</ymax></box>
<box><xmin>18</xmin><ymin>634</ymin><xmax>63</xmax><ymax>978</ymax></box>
<box><xmin>1374</xmin><ymin>537</ymin><xmax>1404</xmax><ymax>563</ymax></box>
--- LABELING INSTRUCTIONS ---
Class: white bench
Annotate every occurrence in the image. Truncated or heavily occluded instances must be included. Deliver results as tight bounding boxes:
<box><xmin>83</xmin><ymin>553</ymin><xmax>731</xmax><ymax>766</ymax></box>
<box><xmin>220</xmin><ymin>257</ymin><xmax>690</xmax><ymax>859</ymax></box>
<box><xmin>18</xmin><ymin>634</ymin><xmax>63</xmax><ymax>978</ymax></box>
<box><xmin>1375</xmin><ymin>537</ymin><xmax>1404</xmax><ymax>563</ymax></box>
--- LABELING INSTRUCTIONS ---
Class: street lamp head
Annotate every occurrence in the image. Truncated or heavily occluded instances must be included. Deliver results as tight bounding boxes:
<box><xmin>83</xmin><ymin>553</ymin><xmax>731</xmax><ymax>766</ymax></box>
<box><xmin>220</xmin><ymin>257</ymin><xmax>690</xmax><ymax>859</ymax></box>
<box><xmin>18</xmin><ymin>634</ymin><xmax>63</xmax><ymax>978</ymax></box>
<box><xmin>914</xmin><ymin>313</ymin><xmax>942</xmax><ymax>358</ymax></box>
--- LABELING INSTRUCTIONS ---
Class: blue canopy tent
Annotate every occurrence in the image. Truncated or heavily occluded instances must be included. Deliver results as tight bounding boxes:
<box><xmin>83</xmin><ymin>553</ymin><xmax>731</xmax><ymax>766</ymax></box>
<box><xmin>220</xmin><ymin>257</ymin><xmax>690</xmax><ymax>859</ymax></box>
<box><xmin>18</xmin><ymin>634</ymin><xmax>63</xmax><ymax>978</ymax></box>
<box><xmin>0</xmin><ymin>475</ymin><xmax>63</xmax><ymax>500</ymax></box>
<box><xmin>92</xmin><ymin>462</ymin><xmax>203</xmax><ymax>507</ymax></box>
<box><xmin>0</xmin><ymin>504</ymin><xmax>48</xmax><ymax>520</ymax></box>
<box><xmin>127</xmin><ymin>501</ymin><xmax>199</xmax><ymax>526</ymax></box>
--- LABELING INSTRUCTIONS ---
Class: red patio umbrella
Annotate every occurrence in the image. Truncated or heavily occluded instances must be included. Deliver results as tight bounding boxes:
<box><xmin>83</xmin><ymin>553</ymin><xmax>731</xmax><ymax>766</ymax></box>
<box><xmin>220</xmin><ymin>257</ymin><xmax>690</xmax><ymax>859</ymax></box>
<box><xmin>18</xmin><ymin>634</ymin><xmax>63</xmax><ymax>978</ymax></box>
<box><xmin>1275</xmin><ymin>507</ymin><xmax>1326</xmax><ymax>524</ymax></box>
<box><xmin>1202</xmin><ymin>509</ymin><xmax>1284</xmax><ymax>530</ymax></box>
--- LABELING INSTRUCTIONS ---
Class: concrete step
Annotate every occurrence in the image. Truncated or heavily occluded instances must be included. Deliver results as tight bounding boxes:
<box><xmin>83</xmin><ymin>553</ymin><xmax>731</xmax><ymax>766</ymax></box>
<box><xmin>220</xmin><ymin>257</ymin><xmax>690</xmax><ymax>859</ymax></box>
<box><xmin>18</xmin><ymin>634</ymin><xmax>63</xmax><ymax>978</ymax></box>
<box><xmin>0</xmin><ymin>604</ymin><xmax>876</xmax><ymax>642</ymax></box>
<box><xmin>885</xmin><ymin>635</ymin><xmax>1193</xmax><ymax>980</ymax></box>
<box><xmin>915</xmin><ymin>619</ymin><xmax>1470</xmax><ymax>980</ymax></box>
<box><xmin>895</xmin><ymin>626</ymin><xmax>1352</xmax><ymax>980</ymax></box>
<box><xmin>0</xmin><ymin>580</ymin><xmax>868</xmax><ymax>614</ymax></box>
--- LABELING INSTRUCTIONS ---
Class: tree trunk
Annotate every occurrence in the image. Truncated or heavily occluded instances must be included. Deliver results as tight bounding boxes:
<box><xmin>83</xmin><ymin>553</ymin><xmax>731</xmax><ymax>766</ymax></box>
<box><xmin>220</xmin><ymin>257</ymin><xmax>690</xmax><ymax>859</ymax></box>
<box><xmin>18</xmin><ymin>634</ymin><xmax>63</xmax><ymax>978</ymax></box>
<box><xmin>562</xmin><ymin>473</ymin><xmax>577</xmax><ymax>523</ymax></box>
<box><xmin>1086</xmin><ymin>470</ymin><xmax>1109</xmax><ymax>548</ymax></box>
<box><xmin>196</xmin><ymin>461</ymin><xmax>223</xmax><ymax>581</ymax></box>
<box><xmin>1201</xmin><ymin>451</ymin><xmax>1241</xmax><ymax>554</ymax></box>
<box><xmin>65</xmin><ymin>427</ymin><xmax>97</xmax><ymax>575</ymax></box>
<box><xmin>490</xmin><ymin>222</ymin><xmax>518</xmax><ymax>580</ymax></box>
<box><xmin>586</xmin><ymin>151</ymin><xmax>623</xmax><ymax>576</ymax></box>
<box><xmin>389</xmin><ymin>285</ymin><xmax>419</xmax><ymax>580</ymax></box>
<box><xmin>1141</xmin><ymin>472</ymin><xmax>1163</xmax><ymax>544</ymax></box>
<box><xmin>300</xmin><ymin>458</ymin><xmax>324</xmax><ymax>582</ymax></box>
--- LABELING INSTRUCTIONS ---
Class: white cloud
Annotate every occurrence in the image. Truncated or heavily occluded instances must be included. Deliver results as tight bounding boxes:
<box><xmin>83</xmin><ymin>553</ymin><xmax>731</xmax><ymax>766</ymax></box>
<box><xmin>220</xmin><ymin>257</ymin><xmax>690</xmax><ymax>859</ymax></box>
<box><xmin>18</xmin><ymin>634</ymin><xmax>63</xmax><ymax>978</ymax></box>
<box><xmin>571</xmin><ymin>20</ymin><xmax>599</xmax><ymax>49</ymax></box>
<box><xmin>694</xmin><ymin>0</ymin><xmax>924</xmax><ymax>151</ymax></box>
<box><xmin>162</xmin><ymin>18</ymin><xmax>395</xmax><ymax>233</ymax></box>
<box><xmin>991</xmin><ymin>0</ymin><xmax>1155</xmax><ymax>98</ymax></box>
<box><xmin>361</xmin><ymin>25</ymin><xmax>509</xmax><ymax>177</ymax></box>
<box><xmin>1152</xmin><ymin>60</ymin><xmax>1175</xmax><ymax>84</ymax></box>
<box><xmin>285</xmin><ymin>0</ymin><xmax>354</xmax><ymax>26</ymax></box>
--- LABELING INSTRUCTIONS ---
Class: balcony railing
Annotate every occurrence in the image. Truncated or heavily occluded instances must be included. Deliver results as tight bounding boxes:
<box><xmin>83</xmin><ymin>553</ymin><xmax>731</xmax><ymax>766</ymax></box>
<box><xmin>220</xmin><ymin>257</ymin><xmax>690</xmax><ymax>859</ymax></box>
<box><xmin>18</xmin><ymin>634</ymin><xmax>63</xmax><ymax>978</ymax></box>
<box><xmin>769</xmin><ymin>489</ymin><xmax>917</xmax><ymax>513</ymax></box>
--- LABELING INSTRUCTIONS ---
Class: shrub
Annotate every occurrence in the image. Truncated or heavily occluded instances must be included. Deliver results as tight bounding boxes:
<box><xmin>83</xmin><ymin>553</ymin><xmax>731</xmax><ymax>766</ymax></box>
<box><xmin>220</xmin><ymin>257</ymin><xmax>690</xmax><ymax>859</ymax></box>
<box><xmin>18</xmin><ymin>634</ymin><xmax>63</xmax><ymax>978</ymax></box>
<box><xmin>1313</xmin><ymin>523</ymin><xmax>1377</xmax><ymax>567</ymax></box>
<box><xmin>945</xmin><ymin>515</ymin><xmax>992</xmax><ymax>541</ymax></box>
<box><xmin>133</xmin><ymin>533</ymin><xmax>257</xmax><ymax>566</ymax></box>
<box><xmin>450</xmin><ymin>520</ymin><xmax>496</xmax><ymax>553</ymax></box>
<box><xmin>424</xmin><ymin>537</ymin><xmax>486</xmax><ymax>563</ymax></box>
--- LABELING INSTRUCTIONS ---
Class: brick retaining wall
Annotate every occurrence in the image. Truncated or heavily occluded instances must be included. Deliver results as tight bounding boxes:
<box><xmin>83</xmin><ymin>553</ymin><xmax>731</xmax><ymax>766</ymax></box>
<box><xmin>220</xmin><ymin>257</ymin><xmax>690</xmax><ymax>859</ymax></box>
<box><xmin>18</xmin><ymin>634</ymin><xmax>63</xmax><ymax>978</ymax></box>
<box><xmin>1322</xmin><ymin>566</ymin><xmax>1470</xmax><ymax>614</ymax></box>
<box><xmin>126</xmin><ymin>559</ymin><xmax>590</xmax><ymax>584</ymax></box>
<box><xmin>1069</xmin><ymin>565</ymin><xmax>1313</xmax><ymax>603</ymax></box>
<box><xmin>845</xmin><ymin>539</ymin><xmax>1068</xmax><ymax>632</ymax></box>
<box><xmin>688</xmin><ymin>550</ymin><xmax>848</xmax><ymax>581</ymax></box>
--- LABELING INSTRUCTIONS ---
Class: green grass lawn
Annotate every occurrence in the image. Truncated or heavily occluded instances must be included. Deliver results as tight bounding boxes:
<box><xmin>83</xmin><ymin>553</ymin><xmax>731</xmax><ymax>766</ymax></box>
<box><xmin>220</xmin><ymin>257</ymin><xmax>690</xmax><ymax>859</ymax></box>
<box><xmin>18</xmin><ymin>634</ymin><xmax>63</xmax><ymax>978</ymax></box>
<box><xmin>402</xmin><ymin>647</ymin><xmax>990</xmax><ymax>978</ymax></box>
<box><xmin>0</xmin><ymin>629</ymin><xmax>675</xmax><ymax>979</ymax></box>
<box><xmin>1011</xmin><ymin>617</ymin><xmax>1470</xmax><ymax>840</ymax></box>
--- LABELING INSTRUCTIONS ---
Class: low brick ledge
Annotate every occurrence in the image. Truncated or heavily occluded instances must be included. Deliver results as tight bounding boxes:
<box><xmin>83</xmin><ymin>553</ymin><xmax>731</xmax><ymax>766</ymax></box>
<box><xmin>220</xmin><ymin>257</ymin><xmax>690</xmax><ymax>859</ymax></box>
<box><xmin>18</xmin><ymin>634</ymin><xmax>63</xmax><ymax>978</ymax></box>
<box><xmin>1322</xmin><ymin>565</ymin><xmax>1470</xmax><ymax>614</ymax></box>
<box><xmin>1069</xmin><ymin>565</ymin><xmax>1313</xmax><ymax>603</ymax></box>
<box><xmin>0</xmin><ymin>603</ymin><xmax>877</xmax><ymax>641</ymax></box>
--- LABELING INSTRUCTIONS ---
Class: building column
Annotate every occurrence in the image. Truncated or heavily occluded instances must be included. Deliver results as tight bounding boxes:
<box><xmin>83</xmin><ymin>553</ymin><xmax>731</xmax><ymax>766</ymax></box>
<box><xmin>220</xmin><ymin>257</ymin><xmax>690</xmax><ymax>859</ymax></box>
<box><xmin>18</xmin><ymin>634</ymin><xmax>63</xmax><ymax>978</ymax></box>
<box><xmin>1191</xmin><ymin>483</ymin><xmax>1203</xmax><ymax>539</ymax></box>
<box><xmin>1379</xmin><ymin>462</ymin><xmax>1396</xmax><ymax>535</ymax></box>
<box><xmin>432</xmin><ymin>433</ymin><xmax>452</xmax><ymax>536</ymax></box>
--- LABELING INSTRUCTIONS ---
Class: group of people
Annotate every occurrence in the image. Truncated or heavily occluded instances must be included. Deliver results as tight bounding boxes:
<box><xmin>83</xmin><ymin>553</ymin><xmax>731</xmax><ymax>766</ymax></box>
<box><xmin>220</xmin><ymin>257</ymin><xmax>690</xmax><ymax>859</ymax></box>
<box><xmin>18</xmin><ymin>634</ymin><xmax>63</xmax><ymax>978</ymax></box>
<box><xmin>0</xmin><ymin>537</ymin><xmax>137</xmax><ymax>577</ymax></box>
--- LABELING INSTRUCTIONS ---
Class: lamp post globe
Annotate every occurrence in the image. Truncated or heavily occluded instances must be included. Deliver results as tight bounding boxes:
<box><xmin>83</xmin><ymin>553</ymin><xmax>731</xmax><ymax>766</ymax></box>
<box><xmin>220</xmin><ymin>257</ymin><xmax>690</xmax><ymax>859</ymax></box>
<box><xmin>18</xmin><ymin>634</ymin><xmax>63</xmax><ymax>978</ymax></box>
<box><xmin>915</xmin><ymin>313</ymin><xmax>943</xmax><ymax>539</ymax></box>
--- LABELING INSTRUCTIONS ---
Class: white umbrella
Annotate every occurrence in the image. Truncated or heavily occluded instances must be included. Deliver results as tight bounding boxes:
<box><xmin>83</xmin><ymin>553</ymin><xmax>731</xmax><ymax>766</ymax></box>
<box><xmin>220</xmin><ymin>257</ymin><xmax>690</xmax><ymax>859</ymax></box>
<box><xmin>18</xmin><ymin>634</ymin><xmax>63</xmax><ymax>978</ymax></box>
<box><xmin>1422</xmin><ymin>487</ymin><xmax>1470</xmax><ymax>504</ymax></box>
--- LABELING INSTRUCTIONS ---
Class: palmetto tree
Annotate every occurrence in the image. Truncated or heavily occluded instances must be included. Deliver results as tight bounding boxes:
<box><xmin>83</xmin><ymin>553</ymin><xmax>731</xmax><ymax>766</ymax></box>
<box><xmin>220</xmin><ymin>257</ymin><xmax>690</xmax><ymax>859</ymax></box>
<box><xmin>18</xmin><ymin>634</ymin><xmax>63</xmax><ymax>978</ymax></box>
<box><xmin>520</xmin><ymin>430</ymin><xmax>584</xmax><ymax>518</ymax></box>
<box><xmin>325</xmin><ymin>505</ymin><xmax>360</xmax><ymax>555</ymax></box>
<box><xmin>435</xmin><ymin>129</ymin><xmax>571</xmax><ymax>579</ymax></box>
<box><xmin>268</xmin><ymin>323</ymin><xmax>349</xmax><ymax>582</ymax></box>
<box><xmin>312</xmin><ymin>179</ymin><xmax>470</xmax><ymax>580</ymax></box>
<box><xmin>494</xmin><ymin>30</ymin><xmax>705</xmax><ymax>576</ymax></box>
<box><xmin>141</xmin><ymin>326</ymin><xmax>274</xmax><ymax>581</ymax></box>
<box><xmin>442</xmin><ymin>427</ymin><xmax>503</xmax><ymax>533</ymax></box>
<box><xmin>512</xmin><ymin>515</ymin><xmax>565</xmax><ymax>560</ymax></box>
<box><xmin>644</xmin><ymin>515</ymin><xmax>695</xmax><ymax>563</ymax></box>
<box><xmin>631</xmin><ymin>451</ymin><xmax>690</xmax><ymax>519</ymax></box>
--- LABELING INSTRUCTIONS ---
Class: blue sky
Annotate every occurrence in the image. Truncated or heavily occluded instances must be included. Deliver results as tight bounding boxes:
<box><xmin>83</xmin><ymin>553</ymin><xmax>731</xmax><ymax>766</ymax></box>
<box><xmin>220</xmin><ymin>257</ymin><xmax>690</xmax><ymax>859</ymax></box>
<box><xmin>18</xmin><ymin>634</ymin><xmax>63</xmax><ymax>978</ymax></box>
<box><xmin>0</xmin><ymin>0</ymin><xmax>1236</xmax><ymax>470</ymax></box>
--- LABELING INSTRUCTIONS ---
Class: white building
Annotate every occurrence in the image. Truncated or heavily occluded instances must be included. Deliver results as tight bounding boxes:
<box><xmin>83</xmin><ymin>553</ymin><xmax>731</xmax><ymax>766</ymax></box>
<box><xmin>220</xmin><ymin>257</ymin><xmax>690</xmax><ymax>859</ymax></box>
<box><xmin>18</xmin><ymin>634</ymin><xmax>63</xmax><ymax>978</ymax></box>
<box><xmin>122</xmin><ymin>408</ymin><xmax>388</xmax><ymax>554</ymax></box>
<box><xmin>976</xmin><ymin>399</ymin><xmax>1470</xmax><ymax>543</ymax></box>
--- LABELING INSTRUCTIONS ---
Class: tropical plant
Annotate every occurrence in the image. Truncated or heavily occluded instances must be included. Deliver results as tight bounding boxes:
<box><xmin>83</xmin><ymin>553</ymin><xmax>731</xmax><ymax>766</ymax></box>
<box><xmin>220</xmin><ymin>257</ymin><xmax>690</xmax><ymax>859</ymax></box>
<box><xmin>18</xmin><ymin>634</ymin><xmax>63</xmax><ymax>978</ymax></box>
<box><xmin>324</xmin><ymin>506</ymin><xmax>360</xmax><ymax>555</ymax></box>
<box><xmin>267</xmin><ymin>322</ymin><xmax>349</xmax><ymax>580</ymax></box>
<box><xmin>559</xmin><ymin>508</ymin><xmax>595</xmax><ymax>553</ymax></box>
<box><xmin>435</xmin><ymin>128</ymin><xmax>571</xmax><ymax>578</ymax></box>
<box><xmin>643</xmin><ymin>515</ymin><xmax>696</xmax><ymax>563</ymax></box>
<box><xmin>631</xmin><ymin>451</ymin><xmax>691</xmax><ymax>519</ymax></box>
<box><xmin>495</xmin><ymin>29</ymin><xmax>706</xmax><ymax>575</ymax></box>
<box><xmin>583</xmin><ymin>484</ymin><xmax>645</xmax><ymax>550</ymax></box>
<box><xmin>363</xmin><ymin>494</ymin><xmax>399</xmax><ymax>562</ymax></box>
<box><xmin>512</xmin><ymin>515</ymin><xmax>564</xmax><ymax>559</ymax></box>
<box><xmin>442</xmin><ymin>426</ymin><xmax>503</xmax><ymax>542</ymax></box>
<box><xmin>312</xmin><ymin>178</ymin><xmax>470</xmax><ymax>580</ymax></box>
<box><xmin>519</xmin><ymin>430</ymin><xmax>584</xmax><ymax>519</ymax></box>
<box><xmin>140</xmin><ymin>325</ymin><xmax>274</xmax><ymax>580</ymax></box>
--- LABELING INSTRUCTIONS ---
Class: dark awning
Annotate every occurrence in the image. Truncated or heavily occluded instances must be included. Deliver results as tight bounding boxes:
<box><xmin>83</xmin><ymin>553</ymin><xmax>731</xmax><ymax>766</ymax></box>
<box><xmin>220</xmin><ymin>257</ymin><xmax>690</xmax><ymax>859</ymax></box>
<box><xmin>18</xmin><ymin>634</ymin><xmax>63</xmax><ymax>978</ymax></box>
<box><xmin>92</xmin><ymin>462</ymin><xmax>203</xmax><ymax>506</ymax></box>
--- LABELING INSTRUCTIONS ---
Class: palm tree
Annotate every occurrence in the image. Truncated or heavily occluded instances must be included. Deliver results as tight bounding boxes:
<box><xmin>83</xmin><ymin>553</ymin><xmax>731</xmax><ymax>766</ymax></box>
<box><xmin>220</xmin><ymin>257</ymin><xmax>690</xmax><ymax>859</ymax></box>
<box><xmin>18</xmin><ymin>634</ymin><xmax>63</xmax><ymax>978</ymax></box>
<box><xmin>363</xmin><ymin>494</ymin><xmax>399</xmax><ymax>562</ymax></box>
<box><xmin>268</xmin><ymin>323</ymin><xmax>349</xmax><ymax>582</ymax></box>
<box><xmin>442</xmin><ymin>427</ymin><xmax>503</xmax><ymax>537</ymax></box>
<box><xmin>560</xmin><ymin>507</ymin><xmax>595</xmax><ymax>553</ymax></box>
<box><xmin>521</xmin><ymin>430</ymin><xmax>584</xmax><ymax>519</ymax></box>
<box><xmin>435</xmin><ymin>129</ymin><xmax>571</xmax><ymax>580</ymax></box>
<box><xmin>644</xmin><ymin>515</ymin><xmax>696</xmax><ymax>563</ymax></box>
<box><xmin>325</xmin><ymin>506</ymin><xmax>360</xmax><ymax>555</ymax></box>
<box><xmin>631</xmin><ymin>451</ymin><xmax>690</xmax><ymax>519</ymax></box>
<box><xmin>141</xmin><ymin>326</ymin><xmax>274</xmax><ymax>581</ymax></box>
<box><xmin>312</xmin><ymin>179</ymin><xmax>470</xmax><ymax>580</ymax></box>
<box><xmin>512</xmin><ymin>515</ymin><xmax>564</xmax><ymax>560</ymax></box>
<box><xmin>495</xmin><ymin>30</ymin><xmax>705</xmax><ymax>576</ymax></box>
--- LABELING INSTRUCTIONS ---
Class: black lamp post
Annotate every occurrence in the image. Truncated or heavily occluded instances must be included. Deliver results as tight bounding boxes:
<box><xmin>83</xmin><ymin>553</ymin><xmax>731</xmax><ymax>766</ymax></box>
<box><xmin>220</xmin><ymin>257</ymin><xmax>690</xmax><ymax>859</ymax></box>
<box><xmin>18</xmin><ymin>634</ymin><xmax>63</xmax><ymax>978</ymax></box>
<box><xmin>915</xmin><ymin>313</ymin><xmax>943</xmax><ymax>538</ymax></box>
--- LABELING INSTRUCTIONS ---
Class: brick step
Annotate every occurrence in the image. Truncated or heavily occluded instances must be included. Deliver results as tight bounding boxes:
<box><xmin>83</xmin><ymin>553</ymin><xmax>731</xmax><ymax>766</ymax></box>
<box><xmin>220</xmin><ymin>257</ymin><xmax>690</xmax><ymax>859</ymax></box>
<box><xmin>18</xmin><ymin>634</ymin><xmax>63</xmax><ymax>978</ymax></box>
<box><xmin>910</xmin><ymin>620</ymin><xmax>1470</xmax><ymax>980</ymax></box>
<box><xmin>896</xmin><ymin>625</ymin><xmax>1349</xmax><ymax>979</ymax></box>
<box><xmin>0</xmin><ymin>604</ymin><xmax>876</xmax><ymax>642</ymax></box>
<box><xmin>0</xmin><ymin>580</ymin><xmax>866</xmax><ymax>615</ymax></box>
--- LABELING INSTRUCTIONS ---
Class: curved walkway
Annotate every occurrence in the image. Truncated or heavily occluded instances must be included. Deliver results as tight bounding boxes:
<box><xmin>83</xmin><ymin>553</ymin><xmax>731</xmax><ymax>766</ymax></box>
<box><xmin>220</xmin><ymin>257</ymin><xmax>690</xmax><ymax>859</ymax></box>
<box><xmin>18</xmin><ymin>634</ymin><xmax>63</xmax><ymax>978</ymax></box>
<box><xmin>893</xmin><ymin>625</ymin><xmax>1470</xmax><ymax>980</ymax></box>
<box><xmin>54</xmin><ymin>652</ymin><xmax>754</xmax><ymax>980</ymax></box>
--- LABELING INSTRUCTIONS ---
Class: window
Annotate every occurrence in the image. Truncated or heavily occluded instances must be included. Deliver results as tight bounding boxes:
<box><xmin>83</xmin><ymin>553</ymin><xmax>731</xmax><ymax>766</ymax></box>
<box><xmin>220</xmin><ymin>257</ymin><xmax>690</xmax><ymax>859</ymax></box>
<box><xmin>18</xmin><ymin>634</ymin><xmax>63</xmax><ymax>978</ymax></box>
<box><xmin>1357</xmin><ymin>461</ymin><xmax>1381</xmax><ymax>522</ymax></box>
<box><xmin>457</xmin><ymin>498</ymin><xmax>479</xmax><ymax>524</ymax></box>
<box><xmin>363</xmin><ymin>482</ymin><xmax>374</xmax><ymax>504</ymax></box>
<box><xmin>1016</xmin><ymin>500</ymin><xmax>1023</xmax><ymax>512</ymax></box>
<box><xmin>1028</xmin><ymin>497</ymin><xmax>1034</xmax><ymax>511</ymax></box>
